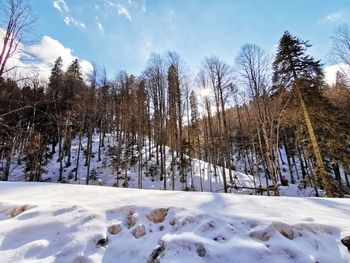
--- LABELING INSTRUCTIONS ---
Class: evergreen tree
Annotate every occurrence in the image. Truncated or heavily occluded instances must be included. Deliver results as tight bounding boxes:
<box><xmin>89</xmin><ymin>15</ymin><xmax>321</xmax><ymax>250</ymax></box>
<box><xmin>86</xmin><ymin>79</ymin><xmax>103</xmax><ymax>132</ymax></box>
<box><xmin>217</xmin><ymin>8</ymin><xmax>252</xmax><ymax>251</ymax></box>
<box><xmin>190</xmin><ymin>90</ymin><xmax>200</xmax><ymax>131</ymax></box>
<box><xmin>273</xmin><ymin>31</ymin><xmax>340</xmax><ymax>197</ymax></box>
<box><xmin>48</xmin><ymin>57</ymin><xmax>64</xmax><ymax>101</ymax></box>
<box><xmin>167</xmin><ymin>64</ymin><xmax>180</xmax><ymax>151</ymax></box>
<box><xmin>189</xmin><ymin>90</ymin><xmax>201</xmax><ymax>156</ymax></box>
<box><xmin>272</xmin><ymin>31</ymin><xmax>323</xmax><ymax>93</ymax></box>
<box><xmin>64</xmin><ymin>59</ymin><xmax>84</xmax><ymax>109</ymax></box>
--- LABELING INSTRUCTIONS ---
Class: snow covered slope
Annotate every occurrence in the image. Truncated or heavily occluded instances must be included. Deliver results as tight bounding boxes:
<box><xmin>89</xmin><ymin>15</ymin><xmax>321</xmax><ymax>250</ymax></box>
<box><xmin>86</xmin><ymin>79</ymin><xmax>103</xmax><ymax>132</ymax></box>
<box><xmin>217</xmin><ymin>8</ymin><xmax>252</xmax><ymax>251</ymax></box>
<box><xmin>7</xmin><ymin>133</ymin><xmax>319</xmax><ymax>197</ymax></box>
<box><xmin>0</xmin><ymin>182</ymin><xmax>349</xmax><ymax>262</ymax></box>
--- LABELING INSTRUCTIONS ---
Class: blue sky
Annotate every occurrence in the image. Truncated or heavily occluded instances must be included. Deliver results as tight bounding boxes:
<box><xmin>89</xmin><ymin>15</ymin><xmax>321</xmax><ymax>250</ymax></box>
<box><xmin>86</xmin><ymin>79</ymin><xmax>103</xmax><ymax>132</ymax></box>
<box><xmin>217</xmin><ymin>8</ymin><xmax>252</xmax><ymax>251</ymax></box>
<box><xmin>28</xmin><ymin>0</ymin><xmax>350</xmax><ymax>78</ymax></box>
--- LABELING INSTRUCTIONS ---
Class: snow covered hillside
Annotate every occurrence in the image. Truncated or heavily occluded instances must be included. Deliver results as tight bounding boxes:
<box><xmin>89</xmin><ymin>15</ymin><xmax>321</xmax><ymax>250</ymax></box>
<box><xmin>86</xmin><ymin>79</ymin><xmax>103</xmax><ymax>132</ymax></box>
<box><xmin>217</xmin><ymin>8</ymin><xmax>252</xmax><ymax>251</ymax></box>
<box><xmin>6</xmin><ymin>133</ymin><xmax>320</xmax><ymax>197</ymax></box>
<box><xmin>0</xmin><ymin>182</ymin><xmax>349</xmax><ymax>262</ymax></box>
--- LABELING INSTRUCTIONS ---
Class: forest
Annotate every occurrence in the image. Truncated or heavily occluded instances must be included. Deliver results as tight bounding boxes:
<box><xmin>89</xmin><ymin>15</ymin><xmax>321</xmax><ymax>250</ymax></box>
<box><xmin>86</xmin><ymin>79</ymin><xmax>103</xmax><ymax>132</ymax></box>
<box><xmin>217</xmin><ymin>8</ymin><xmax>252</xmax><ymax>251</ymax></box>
<box><xmin>1</xmin><ymin>0</ymin><xmax>350</xmax><ymax>198</ymax></box>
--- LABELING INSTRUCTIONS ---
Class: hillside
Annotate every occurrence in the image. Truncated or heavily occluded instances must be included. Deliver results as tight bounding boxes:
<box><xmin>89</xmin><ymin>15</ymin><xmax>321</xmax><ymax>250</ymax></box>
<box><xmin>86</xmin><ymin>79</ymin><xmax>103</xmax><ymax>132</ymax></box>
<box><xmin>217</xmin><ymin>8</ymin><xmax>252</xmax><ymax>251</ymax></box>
<box><xmin>0</xmin><ymin>182</ymin><xmax>349</xmax><ymax>262</ymax></box>
<box><xmin>6</xmin><ymin>133</ymin><xmax>319</xmax><ymax>197</ymax></box>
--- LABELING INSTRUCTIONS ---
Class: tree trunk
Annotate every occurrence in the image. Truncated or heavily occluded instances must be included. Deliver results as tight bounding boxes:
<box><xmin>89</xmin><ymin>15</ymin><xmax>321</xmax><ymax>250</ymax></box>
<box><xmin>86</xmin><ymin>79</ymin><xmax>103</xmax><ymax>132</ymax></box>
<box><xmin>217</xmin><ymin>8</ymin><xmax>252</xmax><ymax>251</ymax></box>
<box><xmin>58</xmin><ymin>126</ymin><xmax>63</xmax><ymax>182</ymax></box>
<box><xmin>74</xmin><ymin>130</ymin><xmax>82</xmax><ymax>181</ymax></box>
<box><xmin>86</xmin><ymin>128</ymin><xmax>93</xmax><ymax>185</ymax></box>
<box><xmin>98</xmin><ymin>119</ymin><xmax>103</xmax><ymax>162</ymax></box>
<box><xmin>344</xmin><ymin>171</ymin><xmax>350</xmax><ymax>188</ymax></box>
<box><xmin>299</xmin><ymin>93</ymin><xmax>335</xmax><ymax>197</ymax></box>
<box><xmin>3</xmin><ymin>150</ymin><xmax>11</xmax><ymax>181</ymax></box>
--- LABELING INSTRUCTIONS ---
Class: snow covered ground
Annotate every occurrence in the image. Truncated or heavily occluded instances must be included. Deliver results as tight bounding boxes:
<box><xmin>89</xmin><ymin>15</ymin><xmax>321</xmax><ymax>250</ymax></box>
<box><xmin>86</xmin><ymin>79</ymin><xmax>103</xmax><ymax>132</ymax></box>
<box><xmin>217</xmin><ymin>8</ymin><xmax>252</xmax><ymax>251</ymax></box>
<box><xmin>0</xmin><ymin>182</ymin><xmax>349</xmax><ymax>262</ymax></box>
<box><xmin>6</xmin><ymin>133</ymin><xmax>320</xmax><ymax>197</ymax></box>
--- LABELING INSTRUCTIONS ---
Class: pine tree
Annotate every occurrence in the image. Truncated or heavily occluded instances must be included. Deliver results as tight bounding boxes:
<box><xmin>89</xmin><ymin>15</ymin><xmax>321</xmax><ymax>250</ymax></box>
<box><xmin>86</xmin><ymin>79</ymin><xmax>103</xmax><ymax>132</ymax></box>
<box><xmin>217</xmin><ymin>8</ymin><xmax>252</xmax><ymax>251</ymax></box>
<box><xmin>189</xmin><ymin>90</ymin><xmax>200</xmax><ymax>150</ymax></box>
<box><xmin>47</xmin><ymin>57</ymin><xmax>64</xmax><ymax>155</ymax></box>
<box><xmin>48</xmin><ymin>57</ymin><xmax>64</xmax><ymax>101</ymax></box>
<box><xmin>272</xmin><ymin>31</ymin><xmax>323</xmax><ymax>93</ymax></box>
<box><xmin>167</xmin><ymin>64</ymin><xmax>180</xmax><ymax>151</ymax></box>
<box><xmin>64</xmin><ymin>59</ymin><xmax>84</xmax><ymax>109</ymax></box>
<box><xmin>273</xmin><ymin>31</ymin><xmax>337</xmax><ymax>197</ymax></box>
<box><xmin>190</xmin><ymin>90</ymin><xmax>200</xmax><ymax>134</ymax></box>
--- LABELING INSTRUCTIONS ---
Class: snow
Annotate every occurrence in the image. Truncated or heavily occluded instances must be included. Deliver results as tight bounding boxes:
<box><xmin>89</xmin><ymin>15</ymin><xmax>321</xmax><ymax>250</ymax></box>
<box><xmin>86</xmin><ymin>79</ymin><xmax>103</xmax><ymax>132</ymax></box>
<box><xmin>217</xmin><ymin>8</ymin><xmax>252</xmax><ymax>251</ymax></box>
<box><xmin>6</xmin><ymin>133</ymin><xmax>321</xmax><ymax>197</ymax></box>
<box><xmin>0</xmin><ymin>182</ymin><xmax>349</xmax><ymax>262</ymax></box>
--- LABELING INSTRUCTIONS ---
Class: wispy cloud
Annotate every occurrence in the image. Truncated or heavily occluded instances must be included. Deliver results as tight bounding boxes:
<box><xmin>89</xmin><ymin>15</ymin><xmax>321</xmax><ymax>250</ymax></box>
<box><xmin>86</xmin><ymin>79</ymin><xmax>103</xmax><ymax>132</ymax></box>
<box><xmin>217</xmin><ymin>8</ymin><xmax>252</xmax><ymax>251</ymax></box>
<box><xmin>117</xmin><ymin>4</ymin><xmax>132</xmax><ymax>21</ymax></box>
<box><xmin>326</xmin><ymin>10</ymin><xmax>345</xmax><ymax>23</ymax></box>
<box><xmin>101</xmin><ymin>0</ymin><xmax>136</xmax><ymax>19</ymax></box>
<box><xmin>53</xmin><ymin>0</ymin><xmax>69</xmax><ymax>13</ymax></box>
<box><xmin>64</xmin><ymin>16</ymin><xmax>86</xmax><ymax>29</ymax></box>
<box><xmin>141</xmin><ymin>0</ymin><xmax>147</xmax><ymax>13</ymax></box>
<box><xmin>318</xmin><ymin>10</ymin><xmax>347</xmax><ymax>25</ymax></box>
<box><xmin>104</xmin><ymin>0</ymin><xmax>116</xmax><ymax>7</ymax></box>
<box><xmin>97</xmin><ymin>22</ymin><xmax>104</xmax><ymax>32</ymax></box>
<box><xmin>53</xmin><ymin>0</ymin><xmax>86</xmax><ymax>29</ymax></box>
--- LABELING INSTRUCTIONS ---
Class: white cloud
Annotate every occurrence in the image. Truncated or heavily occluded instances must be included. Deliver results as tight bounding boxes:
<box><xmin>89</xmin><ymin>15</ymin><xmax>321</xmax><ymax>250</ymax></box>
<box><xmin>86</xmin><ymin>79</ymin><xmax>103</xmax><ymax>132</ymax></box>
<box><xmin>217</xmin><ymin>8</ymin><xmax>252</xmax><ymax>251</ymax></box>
<box><xmin>31</xmin><ymin>36</ymin><xmax>93</xmax><ymax>79</ymax></box>
<box><xmin>104</xmin><ymin>0</ymin><xmax>116</xmax><ymax>7</ymax></box>
<box><xmin>324</xmin><ymin>63</ymin><xmax>350</xmax><ymax>85</ymax></box>
<box><xmin>97</xmin><ymin>22</ymin><xmax>104</xmax><ymax>32</ymax></box>
<box><xmin>53</xmin><ymin>1</ymin><xmax>86</xmax><ymax>30</ymax></box>
<box><xmin>325</xmin><ymin>11</ymin><xmax>345</xmax><ymax>23</ymax></box>
<box><xmin>64</xmin><ymin>16</ymin><xmax>86</xmax><ymax>29</ymax></box>
<box><xmin>117</xmin><ymin>4</ymin><xmax>132</xmax><ymax>21</ymax></box>
<box><xmin>1</xmin><ymin>33</ymin><xmax>93</xmax><ymax>82</ymax></box>
<box><xmin>53</xmin><ymin>0</ymin><xmax>69</xmax><ymax>13</ymax></box>
<box><xmin>102</xmin><ymin>0</ymin><xmax>137</xmax><ymax>18</ymax></box>
<box><xmin>142</xmin><ymin>2</ymin><xmax>147</xmax><ymax>13</ymax></box>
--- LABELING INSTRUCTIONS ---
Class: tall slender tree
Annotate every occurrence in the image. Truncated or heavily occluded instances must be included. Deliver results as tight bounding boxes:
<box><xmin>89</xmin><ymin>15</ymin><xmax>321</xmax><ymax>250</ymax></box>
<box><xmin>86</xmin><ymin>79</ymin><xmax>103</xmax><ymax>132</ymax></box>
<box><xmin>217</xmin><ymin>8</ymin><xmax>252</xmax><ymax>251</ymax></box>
<box><xmin>273</xmin><ymin>31</ymin><xmax>336</xmax><ymax>197</ymax></box>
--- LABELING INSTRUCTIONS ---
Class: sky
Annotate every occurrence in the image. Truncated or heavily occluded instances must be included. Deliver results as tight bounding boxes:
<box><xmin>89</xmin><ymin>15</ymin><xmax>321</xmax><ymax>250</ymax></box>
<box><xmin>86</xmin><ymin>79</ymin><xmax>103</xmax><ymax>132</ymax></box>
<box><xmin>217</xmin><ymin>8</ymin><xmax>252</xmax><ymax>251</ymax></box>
<box><xmin>14</xmin><ymin>0</ymin><xmax>350</xmax><ymax>82</ymax></box>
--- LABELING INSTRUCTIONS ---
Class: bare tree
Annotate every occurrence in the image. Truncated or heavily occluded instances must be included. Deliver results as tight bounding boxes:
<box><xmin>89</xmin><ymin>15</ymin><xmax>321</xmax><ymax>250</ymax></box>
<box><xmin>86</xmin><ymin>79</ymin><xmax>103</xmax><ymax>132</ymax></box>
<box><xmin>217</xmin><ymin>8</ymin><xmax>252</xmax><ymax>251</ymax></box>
<box><xmin>236</xmin><ymin>43</ymin><xmax>281</xmax><ymax>196</ymax></box>
<box><xmin>330</xmin><ymin>24</ymin><xmax>350</xmax><ymax>72</ymax></box>
<box><xmin>0</xmin><ymin>0</ymin><xmax>36</xmax><ymax>78</ymax></box>
<box><xmin>199</xmin><ymin>56</ymin><xmax>234</xmax><ymax>192</ymax></box>
<box><xmin>144</xmin><ymin>53</ymin><xmax>167</xmax><ymax>187</ymax></box>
